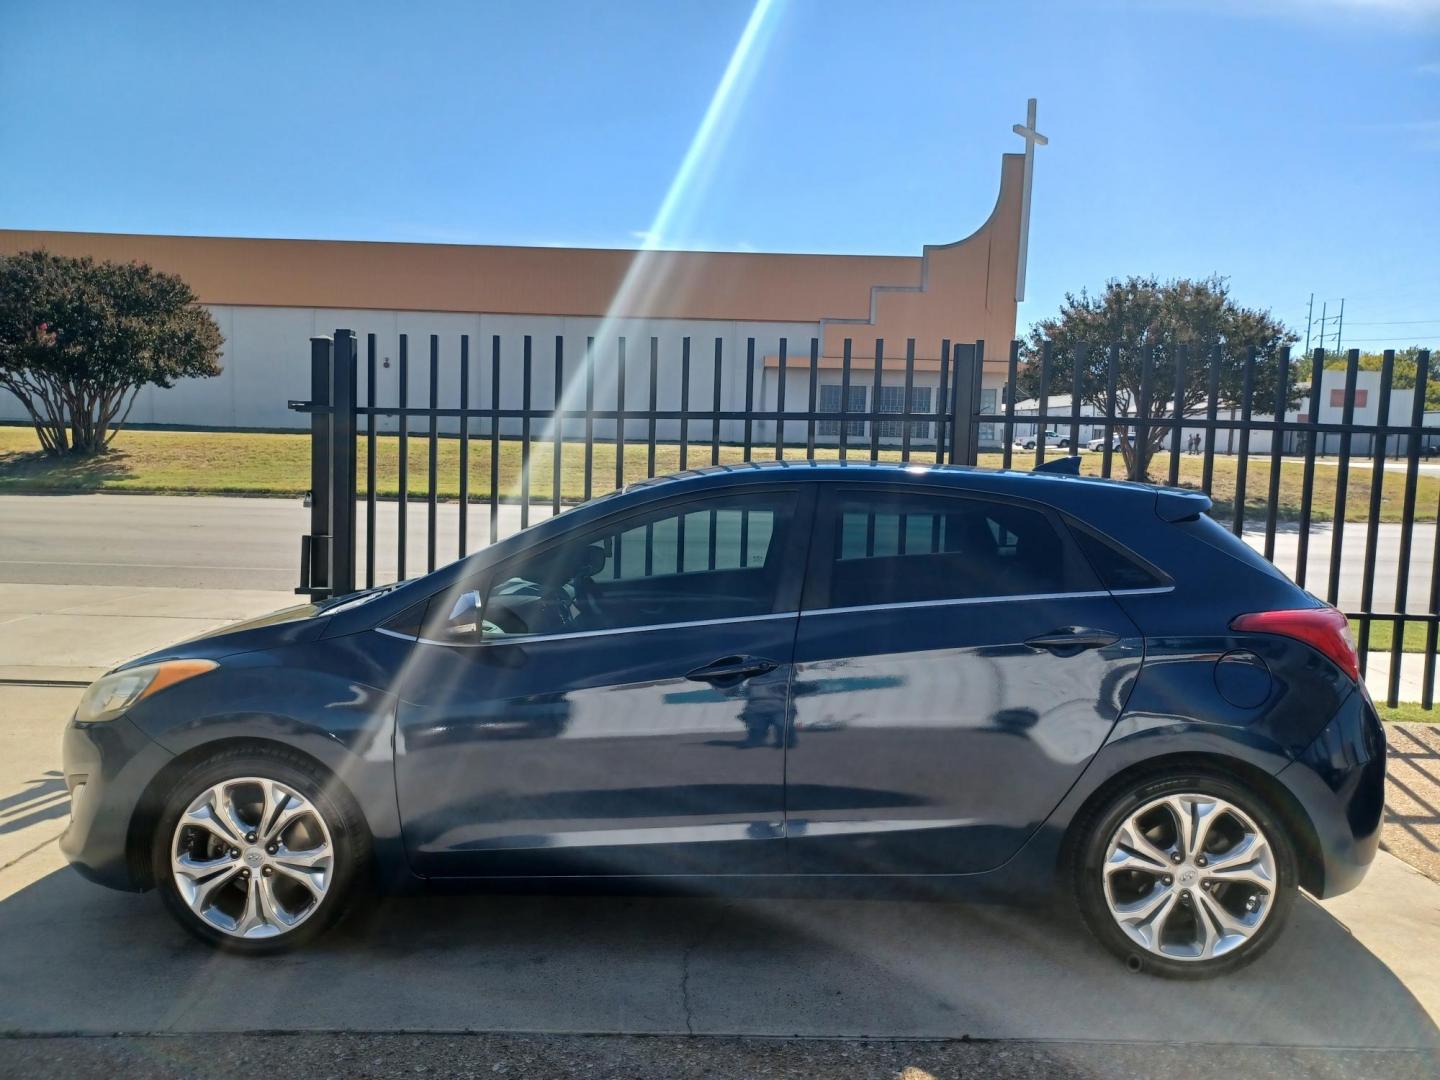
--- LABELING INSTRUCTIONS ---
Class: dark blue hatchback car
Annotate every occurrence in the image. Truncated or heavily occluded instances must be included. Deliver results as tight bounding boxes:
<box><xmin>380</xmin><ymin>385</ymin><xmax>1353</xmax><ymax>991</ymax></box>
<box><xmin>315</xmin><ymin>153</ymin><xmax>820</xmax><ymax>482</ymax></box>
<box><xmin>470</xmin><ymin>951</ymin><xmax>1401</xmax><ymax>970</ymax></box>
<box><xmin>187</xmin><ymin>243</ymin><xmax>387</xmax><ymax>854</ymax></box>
<box><xmin>61</xmin><ymin>461</ymin><xmax>1385</xmax><ymax>977</ymax></box>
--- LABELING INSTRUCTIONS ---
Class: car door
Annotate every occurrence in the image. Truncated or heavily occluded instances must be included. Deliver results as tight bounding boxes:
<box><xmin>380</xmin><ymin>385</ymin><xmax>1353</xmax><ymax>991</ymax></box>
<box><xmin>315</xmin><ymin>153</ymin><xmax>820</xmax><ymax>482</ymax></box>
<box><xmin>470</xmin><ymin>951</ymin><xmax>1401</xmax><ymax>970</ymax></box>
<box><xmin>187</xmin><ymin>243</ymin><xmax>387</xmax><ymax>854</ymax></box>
<box><xmin>393</xmin><ymin>484</ymin><xmax>813</xmax><ymax>877</ymax></box>
<box><xmin>785</xmin><ymin>483</ymin><xmax>1144</xmax><ymax>876</ymax></box>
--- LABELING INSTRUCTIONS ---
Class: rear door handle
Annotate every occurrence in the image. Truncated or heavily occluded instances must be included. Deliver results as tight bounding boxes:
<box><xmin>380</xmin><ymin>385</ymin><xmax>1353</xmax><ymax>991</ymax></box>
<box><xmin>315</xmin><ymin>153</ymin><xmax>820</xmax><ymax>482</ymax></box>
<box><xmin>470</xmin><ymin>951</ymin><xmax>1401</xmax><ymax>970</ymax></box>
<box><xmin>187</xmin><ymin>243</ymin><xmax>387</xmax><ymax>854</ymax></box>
<box><xmin>686</xmin><ymin>655</ymin><xmax>780</xmax><ymax>683</ymax></box>
<box><xmin>1023</xmin><ymin>627</ymin><xmax>1120</xmax><ymax>654</ymax></box>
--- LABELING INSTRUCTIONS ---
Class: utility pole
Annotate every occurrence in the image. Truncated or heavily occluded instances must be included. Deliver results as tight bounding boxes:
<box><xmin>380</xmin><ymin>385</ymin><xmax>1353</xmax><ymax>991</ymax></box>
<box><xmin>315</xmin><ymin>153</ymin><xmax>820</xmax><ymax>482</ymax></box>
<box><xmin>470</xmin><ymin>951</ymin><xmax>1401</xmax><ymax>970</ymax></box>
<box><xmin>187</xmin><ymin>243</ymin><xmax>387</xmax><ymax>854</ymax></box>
<box><xmin>1303</xmin><ymin>293</ymin><xmax>1314</xmax><ymax>354</ymax></box>
<box><xmin>1334</xmin><ymin>298</ymin><xmax>1345</xmax><ymax>354</ymax></box>
<box><xmin>1319</xmin><ymin>301</ymin><xmax>1328</xmax><ymax>352</ymax></box>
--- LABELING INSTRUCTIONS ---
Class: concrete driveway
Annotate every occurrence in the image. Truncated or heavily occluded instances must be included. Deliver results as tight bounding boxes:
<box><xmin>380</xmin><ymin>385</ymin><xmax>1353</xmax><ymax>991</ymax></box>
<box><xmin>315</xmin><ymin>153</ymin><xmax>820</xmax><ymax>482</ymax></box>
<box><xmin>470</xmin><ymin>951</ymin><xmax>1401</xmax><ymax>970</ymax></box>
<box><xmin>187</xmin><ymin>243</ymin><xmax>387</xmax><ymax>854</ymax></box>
<box><xmin>0</xmin><ymin>853</ymin><xmax>1436</xmax><ymax>1049</ymax></box>
<box><xmin>1</xmin><ymin>687</ymin><xmax>1437</xmax><ymax>1057</ymax></box>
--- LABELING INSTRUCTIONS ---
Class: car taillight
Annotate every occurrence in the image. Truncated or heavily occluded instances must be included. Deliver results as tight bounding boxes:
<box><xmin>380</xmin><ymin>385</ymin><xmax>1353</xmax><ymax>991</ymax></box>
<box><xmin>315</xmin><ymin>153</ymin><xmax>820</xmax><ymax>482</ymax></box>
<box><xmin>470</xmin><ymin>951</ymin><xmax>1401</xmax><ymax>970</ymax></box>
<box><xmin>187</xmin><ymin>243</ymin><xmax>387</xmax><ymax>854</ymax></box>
<box><xmin>1229</xmin><ymin>607</ymin><xmax>1360</xmax><ymax>683</ymax></box>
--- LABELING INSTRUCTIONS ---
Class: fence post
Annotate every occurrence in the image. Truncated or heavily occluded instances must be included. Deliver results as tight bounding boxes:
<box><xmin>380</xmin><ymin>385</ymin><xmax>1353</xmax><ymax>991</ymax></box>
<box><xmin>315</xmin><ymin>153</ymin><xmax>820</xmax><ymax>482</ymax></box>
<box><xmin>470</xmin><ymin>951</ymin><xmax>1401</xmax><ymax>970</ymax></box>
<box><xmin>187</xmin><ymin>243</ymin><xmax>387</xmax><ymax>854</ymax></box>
<box><xmin>948</xmin><ymin>341</ymin><xmax>984</xmax><ymax>466</ymax></box>
<box><xmin>304</xmin><ymin>335</ymin><xmax>334</xmax><ymax>600</ymax></box>
<box><xmin>330</xmin><ymin>329</ymin><xmax>358</xmax><ymax>597</ymax></box>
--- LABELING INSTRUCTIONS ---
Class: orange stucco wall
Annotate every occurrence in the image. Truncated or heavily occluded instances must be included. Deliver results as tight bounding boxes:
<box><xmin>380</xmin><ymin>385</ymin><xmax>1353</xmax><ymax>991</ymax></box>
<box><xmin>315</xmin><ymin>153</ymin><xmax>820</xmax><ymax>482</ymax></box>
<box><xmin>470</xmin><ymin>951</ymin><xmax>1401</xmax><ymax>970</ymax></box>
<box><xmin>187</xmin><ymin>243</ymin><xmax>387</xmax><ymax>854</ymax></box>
<box><xmin>0</xmin><ymin>230</ymin><xmax>920</xmax><ymax>324</ymax></box>
<box><xmin>0</xmin><ymin>153</ymin><xmax>1022</xmax><ymax>367</ymax></box>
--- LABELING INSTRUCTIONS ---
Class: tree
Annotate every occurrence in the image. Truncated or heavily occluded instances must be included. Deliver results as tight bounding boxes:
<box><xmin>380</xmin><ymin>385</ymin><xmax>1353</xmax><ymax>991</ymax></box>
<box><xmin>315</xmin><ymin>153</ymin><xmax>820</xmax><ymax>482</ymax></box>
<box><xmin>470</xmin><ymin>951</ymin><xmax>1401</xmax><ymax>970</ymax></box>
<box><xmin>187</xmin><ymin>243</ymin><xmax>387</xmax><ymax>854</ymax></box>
<box><xmin>1019</xmin><ymin>276</ymin><xmax>1299</xmax><ymax>480</ymax></box>
<box><xmin>0</xmin><ymin>250</ymin><xmax>223</xmax><ymax>455</ymax></box>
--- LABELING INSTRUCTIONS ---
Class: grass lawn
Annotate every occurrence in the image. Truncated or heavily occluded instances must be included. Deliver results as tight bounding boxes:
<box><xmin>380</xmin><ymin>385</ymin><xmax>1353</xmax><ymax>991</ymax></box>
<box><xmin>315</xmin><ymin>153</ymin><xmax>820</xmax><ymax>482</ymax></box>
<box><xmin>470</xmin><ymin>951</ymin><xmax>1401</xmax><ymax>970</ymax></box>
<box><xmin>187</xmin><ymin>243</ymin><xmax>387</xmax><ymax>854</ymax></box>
<box><xmin>1351</xmin><ymin>618</ymin><xmax>1436</xmax><ymax>655</ymax></box>
<box><xmin>1</xmin><ymin>425</ymin><xmax>1437</xmax><ymax>525</ymax></box>
<box><xmin>1376</xmin><ymin>702</ymin><xmax>1439</xmax><ymax>723</ymax></box>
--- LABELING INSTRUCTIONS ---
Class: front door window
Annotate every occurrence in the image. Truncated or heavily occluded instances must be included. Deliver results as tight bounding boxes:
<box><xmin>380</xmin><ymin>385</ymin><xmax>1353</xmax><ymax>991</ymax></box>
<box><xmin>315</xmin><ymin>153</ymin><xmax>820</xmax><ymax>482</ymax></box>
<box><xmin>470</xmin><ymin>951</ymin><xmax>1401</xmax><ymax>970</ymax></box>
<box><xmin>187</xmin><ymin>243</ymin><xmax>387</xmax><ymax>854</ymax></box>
<box><xmin>426</xmin><ymin>493</ymin><xmax>797</xmax><ymax>644</ymax></box>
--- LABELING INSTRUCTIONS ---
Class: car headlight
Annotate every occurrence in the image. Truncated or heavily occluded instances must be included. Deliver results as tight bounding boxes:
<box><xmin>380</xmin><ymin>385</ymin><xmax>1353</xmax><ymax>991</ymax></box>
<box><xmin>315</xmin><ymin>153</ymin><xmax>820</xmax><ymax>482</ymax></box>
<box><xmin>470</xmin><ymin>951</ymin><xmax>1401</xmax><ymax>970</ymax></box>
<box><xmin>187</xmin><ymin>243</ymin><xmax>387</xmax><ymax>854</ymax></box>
<box><xmin>75</xmin><ymin>659</ymin><xmax>218</xmax><ymax>723</ymax></box>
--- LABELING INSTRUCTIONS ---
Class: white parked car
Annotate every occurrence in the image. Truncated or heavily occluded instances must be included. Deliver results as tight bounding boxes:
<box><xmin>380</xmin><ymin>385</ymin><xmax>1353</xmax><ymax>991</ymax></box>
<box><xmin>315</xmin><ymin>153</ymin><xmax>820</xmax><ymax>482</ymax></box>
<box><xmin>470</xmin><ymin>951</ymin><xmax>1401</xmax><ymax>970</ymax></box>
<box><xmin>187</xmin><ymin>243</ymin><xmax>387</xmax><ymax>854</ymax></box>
<box><xmin>1087</xmin><ymin>434</ymin><xmax>1134</xmax><ymax>452</ymax></box>
<box><xmin>1017</xmin><ymin>431</ymin><xmax>1069</xmax><ymax>451</ymax></box>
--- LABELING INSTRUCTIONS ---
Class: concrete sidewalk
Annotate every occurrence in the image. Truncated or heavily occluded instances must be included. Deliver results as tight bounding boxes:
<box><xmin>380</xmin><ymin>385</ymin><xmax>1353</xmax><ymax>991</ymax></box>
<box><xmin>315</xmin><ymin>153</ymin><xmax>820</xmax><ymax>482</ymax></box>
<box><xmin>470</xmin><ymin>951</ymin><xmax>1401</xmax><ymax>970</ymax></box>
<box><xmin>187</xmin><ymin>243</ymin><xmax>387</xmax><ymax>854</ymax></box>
<box><xmin>0</xmin><ymin>583</ymin><xmax>294</xmax><ymax>683</ymax></box>
<box><xmin>1383</xmin><ymin>722</ymin><xmax>1440</xmax><ymax>883</ymax></box>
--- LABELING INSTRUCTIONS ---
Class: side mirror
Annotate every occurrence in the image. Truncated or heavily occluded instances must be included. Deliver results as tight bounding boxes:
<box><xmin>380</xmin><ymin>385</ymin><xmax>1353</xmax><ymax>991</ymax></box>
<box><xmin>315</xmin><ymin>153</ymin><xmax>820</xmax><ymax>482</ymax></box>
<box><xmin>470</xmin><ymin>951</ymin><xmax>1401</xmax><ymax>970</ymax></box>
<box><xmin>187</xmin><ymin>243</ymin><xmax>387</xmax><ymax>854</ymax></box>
<box><xmin>444</xmin><ymin>589</ymin><xmax>483</xmax><ymax>638</ymax></box>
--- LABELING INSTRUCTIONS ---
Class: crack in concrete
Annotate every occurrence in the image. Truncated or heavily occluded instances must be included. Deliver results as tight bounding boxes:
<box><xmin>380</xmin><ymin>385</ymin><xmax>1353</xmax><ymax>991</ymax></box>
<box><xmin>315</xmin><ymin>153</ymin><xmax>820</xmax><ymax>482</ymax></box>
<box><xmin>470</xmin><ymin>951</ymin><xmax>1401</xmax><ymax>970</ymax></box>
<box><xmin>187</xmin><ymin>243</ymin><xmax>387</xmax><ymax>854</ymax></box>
<box><xmin>678</xmin><ymin>904</ymin><xmax>729</xmax><ymax>1036</ymax></box>
<box><xmin>0</xmin><ymin>832</ymin><xmax>61</xmax><ymax>874</ymax></box>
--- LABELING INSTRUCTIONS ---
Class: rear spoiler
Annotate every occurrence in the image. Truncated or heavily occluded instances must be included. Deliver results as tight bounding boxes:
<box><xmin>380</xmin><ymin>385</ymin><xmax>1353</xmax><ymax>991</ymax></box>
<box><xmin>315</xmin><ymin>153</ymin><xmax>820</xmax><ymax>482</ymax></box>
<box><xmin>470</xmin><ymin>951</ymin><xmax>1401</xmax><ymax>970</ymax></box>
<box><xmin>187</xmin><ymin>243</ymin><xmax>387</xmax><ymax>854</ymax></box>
<box><xmin>1030</xmin><ymin>457</ymin><xmax>1211</xmax><ymax>520</ymax></box>
<box><xmin>1155</xmin><ymin>488</ymin><xmax>1212</xmax><ymax>522</ymax></box>
<box><xmin>1034</xmin><ymin>455</ymin><xmax>1082</xmax><ymax>475</ymax></box>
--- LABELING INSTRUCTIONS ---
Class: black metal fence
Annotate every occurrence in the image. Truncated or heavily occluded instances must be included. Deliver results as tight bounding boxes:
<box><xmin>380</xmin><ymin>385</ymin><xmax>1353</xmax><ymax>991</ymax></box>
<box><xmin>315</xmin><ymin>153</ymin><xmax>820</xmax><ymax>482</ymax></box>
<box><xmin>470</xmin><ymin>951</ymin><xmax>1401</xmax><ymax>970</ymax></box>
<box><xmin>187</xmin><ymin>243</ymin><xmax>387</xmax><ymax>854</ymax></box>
<box><xmin>980</xmin><ymin>340</ymin><xmax>1439</xmax><ymax>709</ymax></box>
<box><xmin>293</xmin><ymin>330</ymin><xmax>981</xmax><ymax>591</ymax></box>
<box><xmin>295</xmin><ymin>330</ymin><xmax>1438</xmax><ymax>708</ymax></box>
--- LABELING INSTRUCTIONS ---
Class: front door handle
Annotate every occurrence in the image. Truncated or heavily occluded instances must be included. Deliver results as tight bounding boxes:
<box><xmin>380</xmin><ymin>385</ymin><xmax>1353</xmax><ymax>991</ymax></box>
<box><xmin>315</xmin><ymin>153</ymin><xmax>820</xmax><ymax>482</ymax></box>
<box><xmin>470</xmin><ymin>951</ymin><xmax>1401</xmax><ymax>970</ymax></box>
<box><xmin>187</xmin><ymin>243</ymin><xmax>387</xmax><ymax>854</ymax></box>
<box><xmin>686</xmin><ymin>655</ymin><xmax>780</xmax><ymax>683</ymax></box>
<box><xmin>1023</xmin><ymin>627</ymin><xmax>1120</xmax><ymax>654</ymax></box>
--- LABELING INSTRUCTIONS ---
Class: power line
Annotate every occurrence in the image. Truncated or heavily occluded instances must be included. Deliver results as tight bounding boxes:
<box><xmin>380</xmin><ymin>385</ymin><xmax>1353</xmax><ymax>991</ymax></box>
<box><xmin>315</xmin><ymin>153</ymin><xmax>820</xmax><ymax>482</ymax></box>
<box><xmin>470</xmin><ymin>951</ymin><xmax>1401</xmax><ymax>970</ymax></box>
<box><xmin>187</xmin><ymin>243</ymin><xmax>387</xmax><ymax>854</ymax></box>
<box><xmin>1343</xmin><ymin>318</ymin><xmax>1440</xmax><ymax>326</ymax></box>
<box><xmin>1334</xmin><ymin>336</ymin><xmax>1440</xmax><ymax>343</ymax></box>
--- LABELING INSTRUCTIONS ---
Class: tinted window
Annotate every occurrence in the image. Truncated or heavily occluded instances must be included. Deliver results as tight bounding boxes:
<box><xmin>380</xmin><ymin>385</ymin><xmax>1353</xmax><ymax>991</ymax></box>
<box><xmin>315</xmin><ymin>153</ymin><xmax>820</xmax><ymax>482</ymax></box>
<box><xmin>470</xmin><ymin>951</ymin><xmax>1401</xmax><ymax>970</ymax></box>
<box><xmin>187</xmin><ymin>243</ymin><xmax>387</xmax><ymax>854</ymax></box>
<box><xmin>822</xmin><ymin>491</ymin><xmax>1094</xmax><ymax>608</ymax></box>
<box><xmin>599</xmin><ymin>506</ymin><xmax>775</xmax><ymax>582</ymax></box>
<box><xmin>431</xmin><ymin>492</ymin><xmax>796</xmax><ymax>642</ymax></box>
<box><xmin>1067</xmin><ymin>522</ymin><xmax>1171</xmax><ymax>591</ymax></box>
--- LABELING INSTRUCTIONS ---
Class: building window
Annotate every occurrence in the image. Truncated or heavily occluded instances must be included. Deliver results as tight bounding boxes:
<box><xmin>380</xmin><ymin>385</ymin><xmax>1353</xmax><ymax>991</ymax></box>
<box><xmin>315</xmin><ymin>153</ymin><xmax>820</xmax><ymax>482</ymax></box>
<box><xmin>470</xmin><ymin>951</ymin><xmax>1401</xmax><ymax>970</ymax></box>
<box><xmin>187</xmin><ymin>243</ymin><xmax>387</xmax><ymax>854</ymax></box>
<box><xmin>874</xmin><ymin>385</ymin><xmax>933</xmax><ymax>439</ymax></box>
<box><xmin>1330</xmin><ymin>388</ymin><xmax>1369</xmax><ymax>408</ymax></box>
<box><xmin>979</xmin><ymin>388</ymin><xmax>998</xmax><ymax>446</ymax></box>
<box><xmin>818</xmin><ymin>384</ymin><xmax>867</xmax><ymax>436</ymax></box>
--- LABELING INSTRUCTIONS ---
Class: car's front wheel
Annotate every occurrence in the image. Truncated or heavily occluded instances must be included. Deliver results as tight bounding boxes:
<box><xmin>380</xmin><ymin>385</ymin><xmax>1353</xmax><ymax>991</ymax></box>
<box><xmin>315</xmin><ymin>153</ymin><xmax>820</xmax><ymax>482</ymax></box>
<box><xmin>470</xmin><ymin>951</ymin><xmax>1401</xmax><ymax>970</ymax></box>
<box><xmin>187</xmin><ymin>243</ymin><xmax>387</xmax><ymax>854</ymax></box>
<box><xmin>151</xmin><ymin>748</ymin><xmax>367</xmax><ymax>953</ymax></box>
<box><xmin>1072</xmin><ymin>773</ymin><xmax>1298</xmax><ymax>978</ymax></box>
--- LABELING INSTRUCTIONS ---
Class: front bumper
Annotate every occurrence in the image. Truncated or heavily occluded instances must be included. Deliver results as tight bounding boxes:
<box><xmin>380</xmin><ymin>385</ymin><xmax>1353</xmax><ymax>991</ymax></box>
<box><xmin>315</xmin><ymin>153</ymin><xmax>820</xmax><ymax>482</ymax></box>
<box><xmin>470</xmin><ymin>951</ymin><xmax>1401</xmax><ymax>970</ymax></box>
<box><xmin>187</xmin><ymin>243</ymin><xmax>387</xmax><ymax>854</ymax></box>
<box><xmin>1277</xmin><ymin>687</ymin><xmax>1387</xmax><ymax>898</ymax></box>
<box><xmin>59</xmin><ymin>713</ymin><xmax>174</xmax><ymax>892</ymax></box>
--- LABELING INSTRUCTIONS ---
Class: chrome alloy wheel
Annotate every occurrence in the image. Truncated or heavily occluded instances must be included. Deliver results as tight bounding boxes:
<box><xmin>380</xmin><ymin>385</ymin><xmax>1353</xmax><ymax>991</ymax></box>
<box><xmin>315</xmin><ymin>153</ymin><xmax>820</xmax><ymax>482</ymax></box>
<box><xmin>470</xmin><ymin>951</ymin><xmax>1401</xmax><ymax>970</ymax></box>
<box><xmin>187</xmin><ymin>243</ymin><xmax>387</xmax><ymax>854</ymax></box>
<box><xmin>1102</xmin><ymin>793</ymin><xmax>1277</xmax><ymax>962</ymax></box>
<box><xmin>170</xmin><ymin>776</ymin><xmax>335</xmax><ymax>939</ymax></box>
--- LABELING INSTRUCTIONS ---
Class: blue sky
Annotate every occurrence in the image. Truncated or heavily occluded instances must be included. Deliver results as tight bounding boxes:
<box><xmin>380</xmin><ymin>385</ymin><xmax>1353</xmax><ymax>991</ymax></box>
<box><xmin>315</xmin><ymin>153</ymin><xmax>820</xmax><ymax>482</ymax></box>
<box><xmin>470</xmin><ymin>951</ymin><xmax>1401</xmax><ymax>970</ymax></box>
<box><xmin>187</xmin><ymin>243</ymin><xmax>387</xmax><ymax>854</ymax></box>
<box><xmin>1</xmin><ymin>0</ymin><xmax>1436</xmax><ymax>346</ymax></box>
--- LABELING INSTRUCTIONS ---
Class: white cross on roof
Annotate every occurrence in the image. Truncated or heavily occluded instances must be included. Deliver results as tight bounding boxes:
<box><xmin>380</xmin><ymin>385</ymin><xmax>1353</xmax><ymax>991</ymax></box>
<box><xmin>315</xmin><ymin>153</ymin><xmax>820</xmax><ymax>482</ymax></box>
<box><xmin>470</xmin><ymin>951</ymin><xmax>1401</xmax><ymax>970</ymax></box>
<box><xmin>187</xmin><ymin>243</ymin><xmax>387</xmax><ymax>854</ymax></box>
<box><xmin>1012</xmin><ymin>98</ymin><xmax>1047</xmax><ymax>304</ymax></box>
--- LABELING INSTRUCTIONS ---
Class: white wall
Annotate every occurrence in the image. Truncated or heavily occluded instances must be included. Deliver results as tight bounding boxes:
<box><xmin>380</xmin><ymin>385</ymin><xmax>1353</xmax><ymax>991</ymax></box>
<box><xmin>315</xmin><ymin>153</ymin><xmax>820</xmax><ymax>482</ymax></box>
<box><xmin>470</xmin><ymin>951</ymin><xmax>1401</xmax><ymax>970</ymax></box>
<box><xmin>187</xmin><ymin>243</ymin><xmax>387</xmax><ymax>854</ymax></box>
<box><xmin>0</xmin><ymin>305</ymin><xmax>820</xmax><ymax>442</ymax></box>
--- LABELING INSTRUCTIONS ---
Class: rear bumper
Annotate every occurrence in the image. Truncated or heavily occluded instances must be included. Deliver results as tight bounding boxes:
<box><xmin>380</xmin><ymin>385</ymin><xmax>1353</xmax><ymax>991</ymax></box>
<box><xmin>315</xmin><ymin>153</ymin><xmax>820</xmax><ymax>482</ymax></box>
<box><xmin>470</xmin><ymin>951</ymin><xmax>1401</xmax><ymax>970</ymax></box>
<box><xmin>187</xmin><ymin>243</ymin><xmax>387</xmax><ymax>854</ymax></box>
<box><xmin>1277</xmin><ymin>687</ymin><xmax>1387</xmax><ymax>898</ymax></box>
<box><xmin>59</xmin><ymin>714</ymin><xmax>174</xmax><ymax>892</ymax></box>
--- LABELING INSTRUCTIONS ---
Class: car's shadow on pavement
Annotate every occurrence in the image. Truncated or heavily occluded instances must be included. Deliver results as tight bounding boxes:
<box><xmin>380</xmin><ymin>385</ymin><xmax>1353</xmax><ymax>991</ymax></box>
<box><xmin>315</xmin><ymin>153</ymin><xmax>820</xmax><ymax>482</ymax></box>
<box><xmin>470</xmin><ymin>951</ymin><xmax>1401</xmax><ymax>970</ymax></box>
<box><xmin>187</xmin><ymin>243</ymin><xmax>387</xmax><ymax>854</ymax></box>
<box><xmin>0</xmin><ymin>866</ymin><xmax>1435</xmax><ymax>1050</ymax></box>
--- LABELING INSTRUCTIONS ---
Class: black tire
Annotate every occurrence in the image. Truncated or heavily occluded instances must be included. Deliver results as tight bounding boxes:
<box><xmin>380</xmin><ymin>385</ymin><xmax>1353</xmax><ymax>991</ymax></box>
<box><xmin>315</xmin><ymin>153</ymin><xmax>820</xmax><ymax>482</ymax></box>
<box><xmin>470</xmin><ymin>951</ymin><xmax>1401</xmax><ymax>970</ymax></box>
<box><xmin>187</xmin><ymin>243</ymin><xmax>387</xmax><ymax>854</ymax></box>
<box><xmin>1071</xmin><ymin>772</ymin><xmax>1299</xmax><ymax>979</ymax></box>
<box><xmin>151</xmin><ymin>746</ymin><xmax>369</xmax><ymax>954</ymax></box>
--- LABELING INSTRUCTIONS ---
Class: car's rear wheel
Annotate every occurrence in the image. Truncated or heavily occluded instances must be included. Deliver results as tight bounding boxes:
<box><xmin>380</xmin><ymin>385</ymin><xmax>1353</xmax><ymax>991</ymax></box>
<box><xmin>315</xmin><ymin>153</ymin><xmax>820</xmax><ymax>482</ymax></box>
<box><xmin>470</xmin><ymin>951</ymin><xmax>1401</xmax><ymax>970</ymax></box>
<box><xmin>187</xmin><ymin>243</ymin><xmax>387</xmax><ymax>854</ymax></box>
<box><xmin>151</xmin><ymin>748</ymin><xmax>367</xmax><ymax>953</ymax></box>
<box><xmin>1073</xmin><ymin>773</ymin><xmax>1298</xmax><ymax>978</ymax></box>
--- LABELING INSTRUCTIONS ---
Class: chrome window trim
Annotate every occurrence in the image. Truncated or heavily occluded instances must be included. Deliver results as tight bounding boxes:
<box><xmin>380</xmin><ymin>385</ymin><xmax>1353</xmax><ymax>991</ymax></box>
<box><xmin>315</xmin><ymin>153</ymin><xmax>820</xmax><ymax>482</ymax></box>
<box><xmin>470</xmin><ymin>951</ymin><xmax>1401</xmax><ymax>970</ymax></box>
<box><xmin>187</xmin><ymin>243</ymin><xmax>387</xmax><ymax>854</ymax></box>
<box><xmin>798</xmin><ymin>590</ymin><xmax>1114</xmax><ymax>618</ymax></box>
<box><xmin>377</xmin><ymin>610</ymin><xmax>800</xmax><ymax>649</ymax></box>
<box><xmin>376</xmin><ymin>587</ymin><xmax>1177</xmax><ymax>644</ymax></box>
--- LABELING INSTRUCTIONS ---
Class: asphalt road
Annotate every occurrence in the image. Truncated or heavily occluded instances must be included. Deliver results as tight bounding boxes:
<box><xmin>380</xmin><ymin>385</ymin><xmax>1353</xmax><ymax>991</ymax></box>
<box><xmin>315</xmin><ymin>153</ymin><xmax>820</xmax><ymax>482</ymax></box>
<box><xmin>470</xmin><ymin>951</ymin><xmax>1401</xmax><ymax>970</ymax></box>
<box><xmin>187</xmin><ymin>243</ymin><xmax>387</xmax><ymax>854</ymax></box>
<box><xmin>0</xmin><ymin>493</ymin><xmax>553</xmax><ymax>592</ymax></box>
<box><xmin>0</xmin><ymin>493</ymin><xmax>1434</xmax><ymax>611</ymax></box>
<box><xmin>2</xmin><ymin>1033</ymin><xmax>1436</xmax><ymax>1080</ymax></box>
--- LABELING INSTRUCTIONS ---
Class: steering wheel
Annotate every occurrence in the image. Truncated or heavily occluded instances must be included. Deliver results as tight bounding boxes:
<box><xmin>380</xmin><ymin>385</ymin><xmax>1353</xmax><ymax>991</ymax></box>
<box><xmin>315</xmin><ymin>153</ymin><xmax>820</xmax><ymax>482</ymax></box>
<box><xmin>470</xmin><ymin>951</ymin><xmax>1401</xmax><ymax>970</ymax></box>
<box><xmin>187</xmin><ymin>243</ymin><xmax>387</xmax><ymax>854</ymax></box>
<box><xmin>572</xmin><ymin>572</ymin><xmax>603</xmax><ymax>622</ymax></box>
<box><xmin>538</xmin><ymin>586</ymin><xmax>577</xmax><ymax>631</ymax></box>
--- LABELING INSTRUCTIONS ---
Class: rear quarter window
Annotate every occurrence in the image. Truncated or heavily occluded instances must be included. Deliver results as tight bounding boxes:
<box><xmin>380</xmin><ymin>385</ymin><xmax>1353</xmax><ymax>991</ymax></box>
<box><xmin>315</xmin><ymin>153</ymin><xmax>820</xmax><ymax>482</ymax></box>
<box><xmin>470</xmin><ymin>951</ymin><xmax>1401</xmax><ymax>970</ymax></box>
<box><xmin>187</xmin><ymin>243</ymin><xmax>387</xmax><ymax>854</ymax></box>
<box><xmin>1065</xmin><ymin>520</ymin><xmax>1172</xmax><ymax>591</ymax></box>
<box><xmin>1173</xmin><ymin>513</ymin><xmax>1296</xmax><ymax>585</ymax></box>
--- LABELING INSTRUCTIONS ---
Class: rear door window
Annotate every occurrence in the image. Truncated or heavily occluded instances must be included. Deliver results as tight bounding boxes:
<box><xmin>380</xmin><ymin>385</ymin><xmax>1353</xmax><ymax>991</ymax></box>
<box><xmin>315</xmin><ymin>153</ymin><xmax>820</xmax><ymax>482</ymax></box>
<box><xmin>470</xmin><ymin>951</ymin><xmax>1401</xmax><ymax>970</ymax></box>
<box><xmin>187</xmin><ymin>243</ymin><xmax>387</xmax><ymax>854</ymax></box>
<box><xmin>813</xmin><ymin>488</ymin><xmax>1098</xmax><ymax>609</ymax></box>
